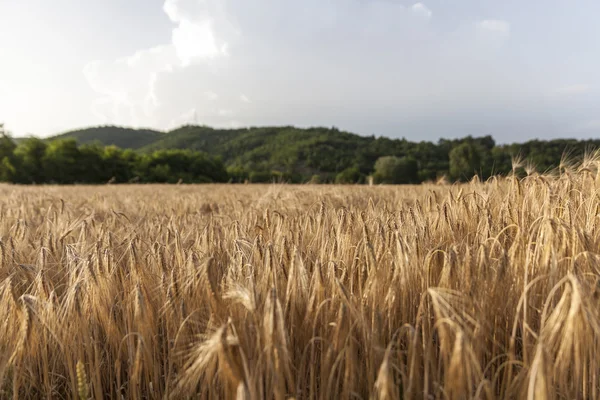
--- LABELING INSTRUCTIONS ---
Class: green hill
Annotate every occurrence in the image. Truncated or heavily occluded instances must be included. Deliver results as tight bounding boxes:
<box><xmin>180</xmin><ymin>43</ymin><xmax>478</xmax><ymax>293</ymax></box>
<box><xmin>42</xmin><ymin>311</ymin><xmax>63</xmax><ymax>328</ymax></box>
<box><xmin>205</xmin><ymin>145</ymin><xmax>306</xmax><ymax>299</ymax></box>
<box><xmin>51</xmin><ymin>126</ymin><xmax>163</xmax><ymax>149</ymax></box>
<box><xmin>133</xmin><ymin>125</ymin><xmax>490</xmax><ymax>182</ymax></box>
<box><xmin>139</xmin><ymin>125</ymin><xmax>401</xmax><ymax>181</ymax></box>
<box><xmin>139</xmin><ymin>125</ymin><xmax>246</xmax><ymax>153</ymax></box>
<box><xmin>45</xmin><ymin>124</ymin><xmax>600</xmax><ymax>184</ymax></box>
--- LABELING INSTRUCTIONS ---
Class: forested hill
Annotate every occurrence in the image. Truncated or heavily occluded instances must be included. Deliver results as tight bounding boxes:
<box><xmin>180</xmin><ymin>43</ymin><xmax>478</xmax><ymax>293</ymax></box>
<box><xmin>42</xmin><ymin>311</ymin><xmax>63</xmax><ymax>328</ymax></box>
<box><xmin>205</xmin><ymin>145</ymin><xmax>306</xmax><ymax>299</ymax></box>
<box><xmin>42</xmin><ymin>124</ymin><xmax>600</xmax><ymax>184</ymax></box>
<box><xmin>53</xmin><ymin>126</ymin><xmax>163</xmax><ymax>149</ymax></box>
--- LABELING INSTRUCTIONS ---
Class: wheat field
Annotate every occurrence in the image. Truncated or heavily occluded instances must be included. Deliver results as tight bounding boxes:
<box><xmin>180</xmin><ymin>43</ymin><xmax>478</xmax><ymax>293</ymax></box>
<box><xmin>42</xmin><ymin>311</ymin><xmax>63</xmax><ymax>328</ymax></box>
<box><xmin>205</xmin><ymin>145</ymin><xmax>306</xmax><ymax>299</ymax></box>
<box><xmin>0</xmin><ymin>163</ymin><xmax>600</xmax><ymax>399</ymax></box>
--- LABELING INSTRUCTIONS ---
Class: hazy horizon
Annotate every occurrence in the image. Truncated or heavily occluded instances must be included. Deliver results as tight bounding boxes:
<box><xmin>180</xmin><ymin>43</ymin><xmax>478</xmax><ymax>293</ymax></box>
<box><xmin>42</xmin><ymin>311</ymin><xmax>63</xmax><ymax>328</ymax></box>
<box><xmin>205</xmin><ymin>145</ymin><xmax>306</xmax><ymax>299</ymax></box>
<box><xmin>2</xmin><ymin>0</ymin><xmax>600</xmax><ymax>142</ymax></box>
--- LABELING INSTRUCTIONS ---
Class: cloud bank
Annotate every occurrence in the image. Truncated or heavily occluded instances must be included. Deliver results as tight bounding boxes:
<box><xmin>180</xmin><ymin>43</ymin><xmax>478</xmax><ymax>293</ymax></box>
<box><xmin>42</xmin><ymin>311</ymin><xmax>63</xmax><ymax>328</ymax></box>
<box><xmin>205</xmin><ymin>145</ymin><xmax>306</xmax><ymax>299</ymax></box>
<box><xmin>411</xmin><ymin>3</ymin><xmax>432</xmax><ymax>19</ymax></box>
<box><xmin>84</xmin><ymin>0</ymin><xmax>525</xmax><ymax>137</ymax></box>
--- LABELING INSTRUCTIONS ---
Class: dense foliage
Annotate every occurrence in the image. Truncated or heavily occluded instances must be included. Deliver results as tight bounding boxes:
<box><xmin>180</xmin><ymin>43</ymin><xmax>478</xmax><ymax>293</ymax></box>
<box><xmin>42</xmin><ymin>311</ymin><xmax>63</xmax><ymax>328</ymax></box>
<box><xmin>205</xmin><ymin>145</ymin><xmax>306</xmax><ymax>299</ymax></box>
<box><xmin>51</xmin><ymin>126</ymin><xmax>163</xmax><ymax>149</ymax></box>
<box><xmin>4</xmin><ymin>123</ymin><xmax>600</xmax><ymax>183</ymax></box>
<box><xmin>1</xmin><ymin>125</ymin><xmax>227</xmax><ymax>184</ymax></box>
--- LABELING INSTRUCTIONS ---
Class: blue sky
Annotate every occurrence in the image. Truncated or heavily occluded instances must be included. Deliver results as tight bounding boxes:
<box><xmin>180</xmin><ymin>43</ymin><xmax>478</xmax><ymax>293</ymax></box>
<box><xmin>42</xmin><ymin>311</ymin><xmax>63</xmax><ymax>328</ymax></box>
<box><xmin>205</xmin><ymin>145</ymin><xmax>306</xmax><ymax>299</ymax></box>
<box><xmin>1</xmin><ymin>0</ymin><xmax>599</xmax><ymax>142</ymax></box>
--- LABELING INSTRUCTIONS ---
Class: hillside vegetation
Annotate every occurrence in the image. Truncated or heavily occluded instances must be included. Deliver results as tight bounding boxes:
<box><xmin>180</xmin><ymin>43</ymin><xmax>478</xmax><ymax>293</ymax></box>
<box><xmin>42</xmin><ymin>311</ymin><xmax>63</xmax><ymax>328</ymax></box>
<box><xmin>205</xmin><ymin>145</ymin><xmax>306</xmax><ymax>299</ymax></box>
<box><xmin>0</xmin><ymin>125</ymin><xmax>228</xmax><ymax>184</ymax></box>
<box><xmin>1</xmin><ymin>161</ymin><xmax>600</xmax><ymax>398</ymax></box>
<box><xmin>43</xmin><ymin>124</ymin><xmax>600</xmax><ymax>184</ymax></box>
<box><xmin>52</xmin><ymin>126</ymin><xmax>163</xmax><ymax>149</ymax></box>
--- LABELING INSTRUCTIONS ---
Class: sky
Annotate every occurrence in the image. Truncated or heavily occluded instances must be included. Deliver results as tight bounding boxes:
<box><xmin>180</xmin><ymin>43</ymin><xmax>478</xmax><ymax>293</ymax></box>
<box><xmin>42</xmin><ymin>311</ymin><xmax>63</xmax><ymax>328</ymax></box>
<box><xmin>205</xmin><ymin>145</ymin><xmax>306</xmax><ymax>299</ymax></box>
<box><xmin>1</xmin><ymin>0</ymin><xmax>600</xmax><ymax>143</ymax></box>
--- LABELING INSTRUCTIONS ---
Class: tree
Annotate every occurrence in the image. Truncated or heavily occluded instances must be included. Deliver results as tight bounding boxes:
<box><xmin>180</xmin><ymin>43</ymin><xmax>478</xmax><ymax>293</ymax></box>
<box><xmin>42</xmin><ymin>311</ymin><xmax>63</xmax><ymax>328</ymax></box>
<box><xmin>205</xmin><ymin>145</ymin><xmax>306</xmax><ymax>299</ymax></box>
<box><xmin>42</xmin><ymin>139</ymin><xmax>83</xmax><ymax>183</ymax></box>
<box><xmin>78</xmin><ymin>143</ymin><xmax>108</xmax><ymax>183</ymax></box>
<box><xmin>134</xmin><ymin>149</ymin><xmax>229</xmax><ymax>183</ymax></box>
<box><xmin>449</xmin><ymin>141</ymin><xmax>482</xmax><ymax>181</ymax></box>
<box><xmin>249</xmin><ymin>170</ymin><xmax>274</xmax><ymax>183</ymax></box>
<box><xmin>372</xmin><ymin>156</ymin><xmax>419</xmax><ymax>184</ymax></box>
<box><xmin>227</xmin><ymin>165</ymin><xmax>250</xmax><ymax>183</ymax></box>
<box><xmin>0</xmin><ymin>124</ymin><xmax>18</xmax><ymax>182</ymax></box>
<box><xmin>0</xmin><ymin>124</ymin><xmax>16</xmax><ymax>159</ymax></box>
<box><xmin>14</xmin><ymin>137</ymin><xmax>48</xmax><ymax>183</ymax></box>
<box><xmin>0</xmin><ymin>157</ymin><xmax>15</xmax><ymax>181</ymax></box>
<box><xmin>100</xmin><ymin>145</ymin><xmax>136</xmax><ymax>183</ymax></box>
<box><xmin>335</xmin><ymin>166</ymin><xmax>364</xmax><ymax>184</ymax></box>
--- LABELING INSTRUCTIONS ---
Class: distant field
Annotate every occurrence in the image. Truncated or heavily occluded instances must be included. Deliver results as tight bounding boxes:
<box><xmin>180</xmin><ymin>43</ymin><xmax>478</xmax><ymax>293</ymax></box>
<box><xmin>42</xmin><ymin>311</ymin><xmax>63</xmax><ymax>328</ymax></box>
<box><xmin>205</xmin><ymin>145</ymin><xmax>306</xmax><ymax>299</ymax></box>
<box><xmin>0</xmin><ymin>176</ymin><xmax>599</xmax><ymax>399</ymax></box>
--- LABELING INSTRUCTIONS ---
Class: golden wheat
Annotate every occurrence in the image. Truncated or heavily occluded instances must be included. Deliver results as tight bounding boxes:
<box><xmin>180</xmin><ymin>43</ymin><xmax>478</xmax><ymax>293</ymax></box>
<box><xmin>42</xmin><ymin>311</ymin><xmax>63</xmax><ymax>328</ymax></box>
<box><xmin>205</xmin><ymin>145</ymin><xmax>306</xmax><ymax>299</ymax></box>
<box><xmin>0</xmin><ymin>161</ymin><xmax>599</xmax><ymax>399</ymax></box>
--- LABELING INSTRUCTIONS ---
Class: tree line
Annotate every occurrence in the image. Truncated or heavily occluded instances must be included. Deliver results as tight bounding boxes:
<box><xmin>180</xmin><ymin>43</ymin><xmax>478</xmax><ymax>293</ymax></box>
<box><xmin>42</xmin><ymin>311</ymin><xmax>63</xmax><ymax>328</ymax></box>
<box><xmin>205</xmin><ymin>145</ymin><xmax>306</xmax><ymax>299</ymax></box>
<box><xmin>0</xmin><ymin>126</ymin><xmax>227</xmax><ymax>184</ymax></box>
<box><xmin>1</xmin><ymin>124</ymin><xmax>598</xmax><ymax>184</ymax></box>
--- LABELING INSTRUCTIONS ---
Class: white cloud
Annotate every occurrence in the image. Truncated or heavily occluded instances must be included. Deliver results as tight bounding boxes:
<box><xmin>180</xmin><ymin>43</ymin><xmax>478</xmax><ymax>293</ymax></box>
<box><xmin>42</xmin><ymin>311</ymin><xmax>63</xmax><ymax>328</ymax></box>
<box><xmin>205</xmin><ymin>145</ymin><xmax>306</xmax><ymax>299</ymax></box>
<box><xmin>83</xmin><ymin>1</ymin><xmax>528</xmax><ymax>133</ymax></box>
<box><xmin>83</xmin><ymin>0</ymin><xmax>232</xmax><ymax>127</ymax></box>
<box><xmin>477</xmin><ymin>19</ymin><xmax>511</xmax><ymax>38</ymax></box>
<box><xmin>172</xmin><ymin>20</ymin><xmax>222</xmax><ymax>65</ymax></box>
<box><xmin>411</xmin><ymin>3</ymin><xmax>432</xmax><ymax>19</ymax></box>
<box><xmin>83</xmin><ymin>45</ymin><xmax>180</xmax><ymax>126</ymax></box>
<box><xmin>555</xmin><ymin>84</ymin><xmax>590</xmax><ymax>95</ymax></box>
